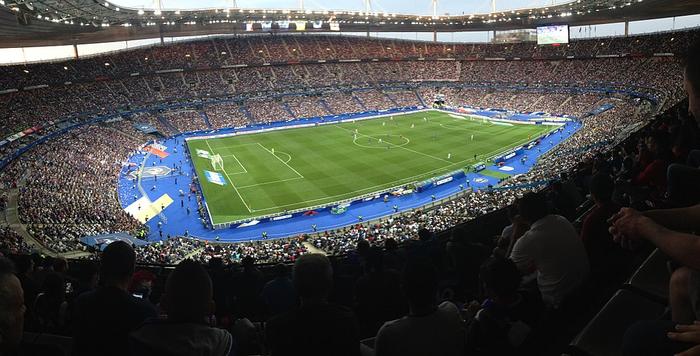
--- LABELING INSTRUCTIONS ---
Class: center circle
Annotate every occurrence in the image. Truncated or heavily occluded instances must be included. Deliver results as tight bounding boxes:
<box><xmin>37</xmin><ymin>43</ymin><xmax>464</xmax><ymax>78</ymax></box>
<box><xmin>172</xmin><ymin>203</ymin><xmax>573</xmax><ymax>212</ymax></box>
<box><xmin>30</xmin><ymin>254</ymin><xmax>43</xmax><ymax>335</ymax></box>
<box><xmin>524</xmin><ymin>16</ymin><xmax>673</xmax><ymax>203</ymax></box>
<box><xmin>353</xmin><ymin>134</ymin><xmax>410</xmax><ymax>149</ymax></box>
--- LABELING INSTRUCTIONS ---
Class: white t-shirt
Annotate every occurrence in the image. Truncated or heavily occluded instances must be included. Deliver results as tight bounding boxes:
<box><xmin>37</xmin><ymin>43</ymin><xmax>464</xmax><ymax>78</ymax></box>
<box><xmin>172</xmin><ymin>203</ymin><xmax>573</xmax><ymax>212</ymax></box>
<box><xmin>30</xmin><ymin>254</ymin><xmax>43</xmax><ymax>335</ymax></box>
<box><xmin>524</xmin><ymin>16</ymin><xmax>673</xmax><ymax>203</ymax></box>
<box><xmin>375</xmin><ymin>301</ymin><xmax>466</xmax><ymax>356</ymax></box>
<box><xmin>510</xmin><ymin>214</ymin><xmax>590</xmax><ymax>306</ymax></box>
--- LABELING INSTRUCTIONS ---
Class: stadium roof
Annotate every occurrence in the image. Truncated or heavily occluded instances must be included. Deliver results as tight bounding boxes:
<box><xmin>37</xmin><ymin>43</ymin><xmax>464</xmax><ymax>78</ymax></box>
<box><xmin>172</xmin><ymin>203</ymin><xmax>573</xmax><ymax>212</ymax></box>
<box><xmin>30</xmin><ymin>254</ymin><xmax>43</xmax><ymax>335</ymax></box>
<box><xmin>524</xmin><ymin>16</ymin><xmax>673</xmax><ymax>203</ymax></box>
<box><xmin>0</xmin><ymin>0</ymin><xmax>698</xmax><ymax>47</ymax></box>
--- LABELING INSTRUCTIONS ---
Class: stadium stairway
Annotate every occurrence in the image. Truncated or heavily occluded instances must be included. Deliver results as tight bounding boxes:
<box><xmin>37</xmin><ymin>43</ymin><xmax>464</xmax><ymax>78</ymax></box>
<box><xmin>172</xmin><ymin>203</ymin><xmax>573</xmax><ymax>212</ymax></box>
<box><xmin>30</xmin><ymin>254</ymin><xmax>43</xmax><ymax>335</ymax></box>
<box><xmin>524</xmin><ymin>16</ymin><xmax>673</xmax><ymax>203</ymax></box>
<box><xmin>558</xmin><ymin>96</ymin><xmax>574</xmax><ymax>113</ymax></box>
<box><xmin>103</xmin><ymin>124</ymin><xmax>143</xmax><ymax>142</ymax></box>
<box><xmin>383</xmin><ymin>91</ymin><xmax>399</xmax><ymax>107</ymax></box>
<box><xmin>200</xmin><ymin>111</ymin><xmax>213</xmax><ymax>130</ymax></box>
<box><xmin>179</xmin><ymin>247</ymin><xmax>205</xmax><ymax>264</ymax></box>
<box><xmin>415</xmin><ymin>90</ymin><xmax>428</xmax><ymax>107</ymax></box>
<box><xmin>157</xmin><ymin>115</ymin><xmax>181</xmax><ymax>135</ymax></box>
<box><xmin>478</xmin><ymin>93</ymin><xmax>493</xmax><ymax>107</ymax></box>
<box><xmin>3</xmin><ymin>187</ymin><xmax>61</xmax><ymax>257</ymax></box>
<box><xmin>622</xmin><ymin>248</ymin><xmax>670</xmax><ymax>304</ymax></box>
<box><xmin>282</xmin><ymin>102</ymin><xmax>296</xmax><ymax>119</ymax></box>
<box><xmin>240</xmin><ymin>106</ymin><xmax>254</xmax><ymax>122</ymax></box>
<box><xmin>530</xmin><ymin>95</ymin><xmax>546</xmax><ymax>111</ymax></box>
<box><xmin>352</xmin><ymin>93</ymin><xmax>368</xmax><ymax>111</ymax></box>
<box><xmin>318</xmin><ymin>99</ymin><xmax>334</xmax><ymax>115</ymax></box>
<box><xmin>302</xmin><ymin>241</ymin><xmax>326</xmax><ymax>255</ymax></box>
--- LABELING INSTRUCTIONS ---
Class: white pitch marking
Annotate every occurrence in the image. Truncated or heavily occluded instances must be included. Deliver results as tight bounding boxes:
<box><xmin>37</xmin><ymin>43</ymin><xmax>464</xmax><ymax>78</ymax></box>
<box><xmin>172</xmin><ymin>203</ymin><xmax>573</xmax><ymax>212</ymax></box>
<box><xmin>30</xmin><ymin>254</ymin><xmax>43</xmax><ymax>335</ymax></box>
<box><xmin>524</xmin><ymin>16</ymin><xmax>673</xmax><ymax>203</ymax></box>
<box><xmin>256</xmin><ymin>143</ymin><xmax>304</xmax><ymax>179</ymax></box>
<box><xmin>205</xmin><ymin>139</ymin><xmax>252</xmax><ymax>213</ymax></box>
<box><xmin>244</xmin><ymin>130</ymin><xmax>552</xmax><ymax>213</ymax></box>
<box><xmin>335</xmin><ymin>125</ymin><xmax>452</xmax><ymax>164</ymax></box>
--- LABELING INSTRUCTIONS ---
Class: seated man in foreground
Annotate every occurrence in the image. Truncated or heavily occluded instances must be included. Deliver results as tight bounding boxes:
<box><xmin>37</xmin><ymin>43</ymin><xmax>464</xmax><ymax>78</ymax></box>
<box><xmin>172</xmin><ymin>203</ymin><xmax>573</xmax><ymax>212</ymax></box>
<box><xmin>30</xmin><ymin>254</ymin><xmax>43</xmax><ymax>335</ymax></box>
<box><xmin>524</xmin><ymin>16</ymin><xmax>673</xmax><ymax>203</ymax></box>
<box><xmin>374</xmin><ymin>258</ymin><xmax>466</xmax><ymax>356</ymax></box>
<box><xmin>265</xmin><ymin>254</ymin><xmax>360</xmax><ymax>356</ymax></box>
<box><xmin>509</xmin><ymin>192</ymin><xmax>590</xmax><ymax>308</ymax></box>
<box><xmin>72</xmin><ymin>241</ymin><xmax>157</xmax><ymax>356</ymax></box>
<box><xmin>130</xmin><ymin>260</ymin><xmax>234</xmax><ymax>356</ymax></box>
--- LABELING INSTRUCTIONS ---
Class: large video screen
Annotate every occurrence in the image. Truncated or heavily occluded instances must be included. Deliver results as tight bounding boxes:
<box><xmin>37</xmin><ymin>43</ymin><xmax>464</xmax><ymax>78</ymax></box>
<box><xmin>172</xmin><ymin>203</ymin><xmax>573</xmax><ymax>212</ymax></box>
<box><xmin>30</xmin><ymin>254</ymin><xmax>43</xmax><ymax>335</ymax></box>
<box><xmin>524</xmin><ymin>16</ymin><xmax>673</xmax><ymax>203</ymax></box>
<box><xmin>537</xmin><ymin>25</ymin><xmax>569</xmax><ymax>45</ymax></box>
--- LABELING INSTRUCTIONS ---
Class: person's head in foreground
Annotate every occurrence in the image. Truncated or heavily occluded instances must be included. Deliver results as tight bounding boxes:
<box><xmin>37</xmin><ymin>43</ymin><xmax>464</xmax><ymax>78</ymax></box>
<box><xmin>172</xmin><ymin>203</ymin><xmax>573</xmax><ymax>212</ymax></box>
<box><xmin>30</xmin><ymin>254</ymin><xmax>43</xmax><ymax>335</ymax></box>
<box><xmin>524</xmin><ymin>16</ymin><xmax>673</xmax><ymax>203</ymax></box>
<box><xmin>293</xmin><ymin>254</ymin><xmax>333</xmax><ymax>305</ymax></box>
<box><xmin>479</xmin><ymin>256</ymin><xmax>521</xmax><ymax>301</ymax></box>
<box><xmin>162</xmin><ymin>260</ymin><xmax>214</xmax><ymax>322</ymax></box>
<box><xmin>100</xmin><ymin>241</ymin><xmax>136</xmax><ymax>290</ymax></box>
<box><xmin>589</xmin><ymin>173</ymin><xmax>615</xmax><ymax>207</ymax></box>
<box><xmin>517</xmin><ymin>192</ymin><xmax>549</xmax><ymax>225</ymax></box>
<box><xmin>0</xmin><ymin>257</ymin><xmax>25</xmax><ymax>353</ymax></box>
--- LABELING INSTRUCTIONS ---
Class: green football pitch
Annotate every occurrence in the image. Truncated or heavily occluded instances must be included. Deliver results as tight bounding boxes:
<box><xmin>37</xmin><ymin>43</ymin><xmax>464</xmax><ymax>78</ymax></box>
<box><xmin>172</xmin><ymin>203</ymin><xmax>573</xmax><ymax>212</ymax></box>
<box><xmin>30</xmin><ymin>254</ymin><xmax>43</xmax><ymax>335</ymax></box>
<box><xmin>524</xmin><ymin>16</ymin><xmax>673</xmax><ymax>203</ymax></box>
<box><xmin>186</xmin><ymin>110</ymin><xmax>555</xmax><ymax>225</ymax></box>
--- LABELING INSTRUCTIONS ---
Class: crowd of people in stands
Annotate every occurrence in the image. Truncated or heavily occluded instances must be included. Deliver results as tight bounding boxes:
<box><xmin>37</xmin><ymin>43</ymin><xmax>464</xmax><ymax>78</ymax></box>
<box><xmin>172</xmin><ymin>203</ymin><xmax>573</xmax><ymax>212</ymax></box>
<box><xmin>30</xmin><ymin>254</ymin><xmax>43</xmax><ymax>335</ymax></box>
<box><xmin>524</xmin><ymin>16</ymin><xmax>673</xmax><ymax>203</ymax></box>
<box><xmin>6</xmin><ymin>123</ymin><xmax>146</xmax><ymax>252</ymax></box>
<box><xmin>0</xmin><ymin>226</ymin><xmax>30</xmax><ymax>255</ymax></box>
<box><xmin>0</xmin><ymin>29</ymin><xmax>691</xmax><ymax>265</ymax></box>
<box><xmin>205</xmin><ymin>102</ymin><xmax>250</xmax><ymax>129</ymax></box>
<box><xmin>0</xmin><ymin>29</ymin><xmax>699</xmax><ymax>356</ymax></box>
<box><xmin>0</xmin><ymin>29</ymin><xmax>693</xmax><ymax>139</ymax></box>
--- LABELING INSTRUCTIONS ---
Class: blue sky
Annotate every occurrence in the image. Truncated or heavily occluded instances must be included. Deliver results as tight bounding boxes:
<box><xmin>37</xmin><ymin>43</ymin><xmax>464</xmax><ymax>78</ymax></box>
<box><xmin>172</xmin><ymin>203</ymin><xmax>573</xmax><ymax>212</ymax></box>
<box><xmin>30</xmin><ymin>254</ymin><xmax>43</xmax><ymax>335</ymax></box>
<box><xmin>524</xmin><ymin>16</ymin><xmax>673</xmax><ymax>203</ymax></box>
<box><xmin>113</xmin><ymin>0</ymin><xmax>563</xmax><ymax>15</ymax></box>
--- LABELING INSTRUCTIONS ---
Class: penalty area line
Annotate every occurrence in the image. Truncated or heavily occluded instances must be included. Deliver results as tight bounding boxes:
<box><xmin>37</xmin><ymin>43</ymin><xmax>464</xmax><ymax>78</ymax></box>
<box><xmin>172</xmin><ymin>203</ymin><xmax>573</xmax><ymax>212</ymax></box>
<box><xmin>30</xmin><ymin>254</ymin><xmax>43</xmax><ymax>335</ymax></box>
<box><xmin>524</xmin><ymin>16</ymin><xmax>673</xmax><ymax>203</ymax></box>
<box><xmin>205</xmin><ymin>139</ymin><xmax>253</xmax><ymax>213</ymax></box>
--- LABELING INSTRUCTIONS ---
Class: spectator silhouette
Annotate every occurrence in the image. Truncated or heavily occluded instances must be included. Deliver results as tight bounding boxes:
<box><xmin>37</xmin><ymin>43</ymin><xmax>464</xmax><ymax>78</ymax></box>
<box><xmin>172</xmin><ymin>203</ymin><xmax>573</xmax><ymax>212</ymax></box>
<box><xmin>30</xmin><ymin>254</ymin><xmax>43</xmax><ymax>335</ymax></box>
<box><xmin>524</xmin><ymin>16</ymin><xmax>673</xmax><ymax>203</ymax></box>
<box><xmin>14</xmin><ymin>255</ymin><xmax>37</xmax><ymax>332</ymax></box>
<box><xmin>509</xmin><ymin>192</ymin><xmax>589</xmax><ymax>308</ymax></box>
<box><xmin>130</xmin><ymin>260</ymin><xmax>234</xmax><ymax>356</ymax></box>
<box><xmin>354</xmin><ymin>246</ymin><xmax>406</xmax><ymax>338</ymax></box>
<box><xmin>261</xmin><ymin>263</ymin><xmax>297</xmax><ymax>317</ymax></box>
<box><xmin>467</xmin><ymin>256</ymin><xmax>544</xmax><ymax>355</ymax></box>
<box><xmin>208</xmin><ymin>257</ymin><xmax>232</xmax><ymax>323</ymax></box>
<box><xmin>375</xmin><ymin>258</ymin><xmax>466</xmax><ymax>356</ymax></box>
<box><xmin>0</xmin><ymin>257</ymin><xmax>25</xmax><ymax>355</ymax></box>
<box><xmin>234</xmin><ymin>256</ymin><xmax>265</xmax><ymax>320</ymax></box>
<box><xmin>33</xmin><ymin>272</ymin><xmax>67</xmax><ymax>334</ymax></box>
<box><xmin>266</xmin><ymin>254</ymin><xmax>360</xmax><ymax>356</ymax></box>
<box><xmin>580</xmin><ymin>173</ymin><xmax>631</xmax><ymax>284</ymax></box>
<box><xmin>72</xmin><ymin>241</ymin><xmax>157</xmax><ymax>356</ymax></box>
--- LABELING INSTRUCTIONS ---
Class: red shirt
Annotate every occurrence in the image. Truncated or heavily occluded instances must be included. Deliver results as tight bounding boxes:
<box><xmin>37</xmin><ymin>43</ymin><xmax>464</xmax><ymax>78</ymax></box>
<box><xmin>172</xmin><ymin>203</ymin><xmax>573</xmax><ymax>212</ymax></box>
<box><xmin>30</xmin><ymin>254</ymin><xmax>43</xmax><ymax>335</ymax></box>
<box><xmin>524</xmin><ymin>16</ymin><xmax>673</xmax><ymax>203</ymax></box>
<box><xmin>633</xmin><ymin>159</ymin><xmax>668</xmax><ymax>193</ymax></box>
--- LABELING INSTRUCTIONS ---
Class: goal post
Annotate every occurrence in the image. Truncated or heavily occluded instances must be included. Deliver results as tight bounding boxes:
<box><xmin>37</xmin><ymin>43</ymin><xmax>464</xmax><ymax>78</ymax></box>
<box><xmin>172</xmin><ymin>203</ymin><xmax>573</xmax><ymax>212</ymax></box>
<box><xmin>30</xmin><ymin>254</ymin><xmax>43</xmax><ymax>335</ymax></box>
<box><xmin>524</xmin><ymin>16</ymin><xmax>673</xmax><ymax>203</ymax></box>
<box><xmin>211</xmin><ymin>154</ymin><xmax>224</xmax><ymax>171</ymax></box>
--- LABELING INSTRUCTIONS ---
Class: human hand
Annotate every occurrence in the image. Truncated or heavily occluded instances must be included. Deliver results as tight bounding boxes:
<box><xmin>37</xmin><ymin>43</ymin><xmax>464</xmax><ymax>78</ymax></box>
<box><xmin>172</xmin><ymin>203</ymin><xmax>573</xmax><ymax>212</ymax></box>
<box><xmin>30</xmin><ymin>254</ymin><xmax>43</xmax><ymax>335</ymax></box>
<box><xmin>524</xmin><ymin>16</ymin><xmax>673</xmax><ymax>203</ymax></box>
<box><xmin>608</xmin><ymin>208</ymin><xmax>656</xmax><ymax>249</ymax></box>
<box><xmin>668</xmin><ymin>322</ymin><xmax>700</xmax><ymax>356</ymax></box>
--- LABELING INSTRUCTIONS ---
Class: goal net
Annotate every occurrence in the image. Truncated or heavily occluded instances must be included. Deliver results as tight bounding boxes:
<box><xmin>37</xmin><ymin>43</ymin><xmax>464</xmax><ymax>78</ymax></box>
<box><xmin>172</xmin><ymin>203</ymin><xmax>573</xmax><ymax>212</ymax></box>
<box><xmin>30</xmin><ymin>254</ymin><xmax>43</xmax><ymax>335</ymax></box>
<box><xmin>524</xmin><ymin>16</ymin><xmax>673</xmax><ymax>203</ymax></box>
<box><xmin>210</xmin><ymin>154</ymin><xmax>224</xmax><ymax>171</ymax></box>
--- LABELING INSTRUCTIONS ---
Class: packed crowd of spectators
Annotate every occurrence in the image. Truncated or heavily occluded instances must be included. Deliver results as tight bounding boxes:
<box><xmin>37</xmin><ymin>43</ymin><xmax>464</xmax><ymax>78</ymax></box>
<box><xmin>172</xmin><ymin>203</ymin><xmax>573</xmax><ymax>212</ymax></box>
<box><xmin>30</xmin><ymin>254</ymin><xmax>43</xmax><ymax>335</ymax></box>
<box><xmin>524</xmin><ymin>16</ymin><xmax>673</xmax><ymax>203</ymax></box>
<box><xmin>0</xmin><ymin>50</ymin><xmax>686</xmax><ymax>140</ymax></box>
<box><xmin>383</xmin><ymin>90</ymin><xmax>422</xmax><ymax>108</ymax></box>
<box><xmin>1</xmin><ymin>32</ymin><xmax>700</xmax><ymax>356</ymax></box>
<box><xmin>283</xmin><ymin>95</ymin><xmax>330</xmax><ymax>118</ymax></box>
<box><xmin>3</xmin><ymin>124</ymin><xmax>144</xmax><ymax>252</ymax></box>
<box><xmin>205</xmin><ymin>102</ymin><xmax>250</xmax><ymax>129</ymax></box>
<box><xmin>0</xmin><ymin>30</ymin><xmax>691</xmax><ymax>268</ymax></box>
<box><xmin>323</xmin><ymin>91</ymin><xmax>365</xmax><ymax>115</ymax></box>
<box><xmin>161</xmin><ymin>110</ymin><xmax>208</xmax><ymax>133</ymax></box>
<box><xmin>0</xmin><ymin>225</ymin><xmax>30</xmax><ymax>255</ymax></box>
<box><xmin>246</xmin><ymin>98</ymin><xmax>294</xmax><ymax>123</ymax></box>
<box><xmin>353</xmin><ymin>90</ymin><xmax>397</xmax><ymax>111</ymax></box>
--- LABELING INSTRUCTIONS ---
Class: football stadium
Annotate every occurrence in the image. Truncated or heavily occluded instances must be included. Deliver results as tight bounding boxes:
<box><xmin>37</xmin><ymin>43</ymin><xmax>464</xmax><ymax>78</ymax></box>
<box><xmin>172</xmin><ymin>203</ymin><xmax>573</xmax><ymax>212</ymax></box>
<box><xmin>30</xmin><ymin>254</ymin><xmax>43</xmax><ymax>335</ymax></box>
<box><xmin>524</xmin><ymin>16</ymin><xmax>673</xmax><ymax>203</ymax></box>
<box><xmin>0</xmin><ymin>0</ymin><xmax>699</xmax><ymax>354</ymax></box>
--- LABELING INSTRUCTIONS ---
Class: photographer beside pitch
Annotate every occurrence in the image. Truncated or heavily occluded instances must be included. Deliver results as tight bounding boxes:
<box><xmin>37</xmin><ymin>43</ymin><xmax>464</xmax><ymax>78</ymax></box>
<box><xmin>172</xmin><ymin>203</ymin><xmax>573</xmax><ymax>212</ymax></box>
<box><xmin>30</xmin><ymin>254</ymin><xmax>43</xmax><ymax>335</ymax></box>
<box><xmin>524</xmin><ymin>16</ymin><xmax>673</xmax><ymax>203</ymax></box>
<box><xmin>613</xmin><ymin>42</ymin><xmax>700</xmax><ymax>355</ymax></box>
